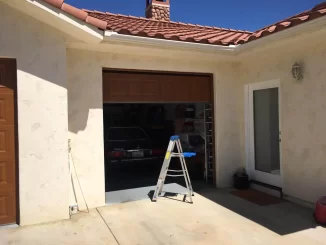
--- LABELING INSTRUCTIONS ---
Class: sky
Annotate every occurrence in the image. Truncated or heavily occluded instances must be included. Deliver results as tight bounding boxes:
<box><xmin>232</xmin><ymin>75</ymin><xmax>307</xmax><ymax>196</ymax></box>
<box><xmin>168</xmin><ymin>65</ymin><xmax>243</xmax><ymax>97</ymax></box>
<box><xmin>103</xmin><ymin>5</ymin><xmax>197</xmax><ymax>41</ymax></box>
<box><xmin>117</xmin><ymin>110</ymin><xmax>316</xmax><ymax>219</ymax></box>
<box><xmin>65</xmin><ymin>0</ymin><xmax>321</xmax><ymax>31</ymax></box>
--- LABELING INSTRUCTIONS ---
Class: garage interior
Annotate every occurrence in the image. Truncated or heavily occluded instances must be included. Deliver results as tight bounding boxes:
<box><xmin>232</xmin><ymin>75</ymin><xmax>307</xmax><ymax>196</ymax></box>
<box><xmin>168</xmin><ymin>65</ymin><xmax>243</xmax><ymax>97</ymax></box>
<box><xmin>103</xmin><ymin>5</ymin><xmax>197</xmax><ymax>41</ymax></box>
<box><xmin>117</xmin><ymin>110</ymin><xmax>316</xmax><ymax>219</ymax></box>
<box><xmin>103</xmin><ymin>70</ymin><xmax>215</xmax><ymax>204</ymax></box>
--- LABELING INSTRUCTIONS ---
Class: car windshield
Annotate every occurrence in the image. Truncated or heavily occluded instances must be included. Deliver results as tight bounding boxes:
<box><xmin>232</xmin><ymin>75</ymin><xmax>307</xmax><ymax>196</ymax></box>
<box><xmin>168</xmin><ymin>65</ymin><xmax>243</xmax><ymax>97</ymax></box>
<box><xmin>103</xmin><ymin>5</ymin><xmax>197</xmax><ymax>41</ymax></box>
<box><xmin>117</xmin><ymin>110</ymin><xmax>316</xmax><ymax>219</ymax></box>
<box><xmin>107</xmin><ymin>127</ymin><xmax>149</xmax><ymax>141</ymax></box>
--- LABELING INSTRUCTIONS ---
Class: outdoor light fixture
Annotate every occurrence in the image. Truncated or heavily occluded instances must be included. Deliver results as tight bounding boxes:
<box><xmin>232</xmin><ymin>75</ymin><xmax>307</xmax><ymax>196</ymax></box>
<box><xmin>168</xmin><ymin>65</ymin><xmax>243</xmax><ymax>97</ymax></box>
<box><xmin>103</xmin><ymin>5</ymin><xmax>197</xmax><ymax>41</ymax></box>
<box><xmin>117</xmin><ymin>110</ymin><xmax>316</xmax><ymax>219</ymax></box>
<box><xmin>292</xmin><ymin>62</ymin><xmax>303</xmax><ymax>81</ymax></box>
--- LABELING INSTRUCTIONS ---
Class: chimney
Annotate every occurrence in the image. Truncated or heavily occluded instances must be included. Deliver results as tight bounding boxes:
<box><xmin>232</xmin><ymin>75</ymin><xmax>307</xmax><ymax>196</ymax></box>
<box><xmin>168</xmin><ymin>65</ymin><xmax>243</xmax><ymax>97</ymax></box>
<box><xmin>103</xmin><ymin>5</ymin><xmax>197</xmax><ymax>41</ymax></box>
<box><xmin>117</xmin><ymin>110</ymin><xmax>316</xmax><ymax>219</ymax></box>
<box><xmin>146</xmin><ymin>0</ymin><xmax>170</xmax><ymax>21</ymax></box>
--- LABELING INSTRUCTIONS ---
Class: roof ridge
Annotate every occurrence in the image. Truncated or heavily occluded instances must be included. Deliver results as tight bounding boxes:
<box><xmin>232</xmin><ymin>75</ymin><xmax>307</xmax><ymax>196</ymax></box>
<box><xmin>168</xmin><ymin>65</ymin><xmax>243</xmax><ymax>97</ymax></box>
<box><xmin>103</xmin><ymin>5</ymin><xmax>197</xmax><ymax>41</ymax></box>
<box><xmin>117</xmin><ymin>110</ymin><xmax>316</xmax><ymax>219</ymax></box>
<box><xmin>83</xmin><ymin>9</ymin><xmax>253</xmax><ymax>34</ymax></box>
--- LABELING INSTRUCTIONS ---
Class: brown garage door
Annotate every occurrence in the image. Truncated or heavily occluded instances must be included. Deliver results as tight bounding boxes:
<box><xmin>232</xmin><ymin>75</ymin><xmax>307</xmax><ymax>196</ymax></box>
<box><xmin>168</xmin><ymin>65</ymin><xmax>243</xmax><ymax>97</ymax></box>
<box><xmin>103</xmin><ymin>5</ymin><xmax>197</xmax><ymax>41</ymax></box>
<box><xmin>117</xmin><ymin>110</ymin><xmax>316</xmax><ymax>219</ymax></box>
<box><xmin>0</xmin><ymin>59</ymin><xmax>17</xmax><ymax>225</ymax></box>
<box><xmin>103</xmin><ymin>71</ymin><xmax>212</xmax><ymax>102</ymax></box>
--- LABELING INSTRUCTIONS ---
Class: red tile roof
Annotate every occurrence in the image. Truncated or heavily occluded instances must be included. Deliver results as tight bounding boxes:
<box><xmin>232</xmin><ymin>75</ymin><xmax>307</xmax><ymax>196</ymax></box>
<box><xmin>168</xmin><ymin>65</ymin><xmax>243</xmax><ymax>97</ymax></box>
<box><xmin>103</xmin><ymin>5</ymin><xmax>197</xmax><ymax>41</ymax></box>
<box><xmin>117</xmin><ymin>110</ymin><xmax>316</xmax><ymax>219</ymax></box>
<box><xmin>84</xmin><ymin>10</ymin><xmax>252</xmax><ymax>46</ymax></box>
<box><xmin>41</xmin><ymin>0</ymin><xmax>326</xmax><ymax>46</ymax></box>
<box><xmin>41</xmin><ymin>0</ymin><xmax>107</xmax><ymax>30</ymax></box>
<box><xmin>237</xmin><ymin>2</ymin><xmax>326</xmax><ymax>44</ymax></box>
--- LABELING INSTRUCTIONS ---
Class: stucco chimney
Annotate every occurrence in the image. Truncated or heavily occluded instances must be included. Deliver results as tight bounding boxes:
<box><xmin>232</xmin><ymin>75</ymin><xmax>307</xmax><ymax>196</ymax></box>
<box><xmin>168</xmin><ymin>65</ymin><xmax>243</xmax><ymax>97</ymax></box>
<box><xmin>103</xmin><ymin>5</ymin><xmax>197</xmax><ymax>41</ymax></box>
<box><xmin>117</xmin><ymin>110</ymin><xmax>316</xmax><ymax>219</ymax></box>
<box><xmin>146</xmin><ymin>0</ymin><xmax>170</xmax><ymax>21</ymax></box>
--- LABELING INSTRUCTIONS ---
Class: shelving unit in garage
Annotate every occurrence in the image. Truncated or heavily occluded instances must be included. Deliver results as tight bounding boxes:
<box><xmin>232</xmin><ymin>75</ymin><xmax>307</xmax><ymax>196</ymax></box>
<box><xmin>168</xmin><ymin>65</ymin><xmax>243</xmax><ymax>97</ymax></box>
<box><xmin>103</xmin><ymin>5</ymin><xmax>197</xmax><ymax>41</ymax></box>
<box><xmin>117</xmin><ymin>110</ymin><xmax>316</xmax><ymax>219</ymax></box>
<box><xmin>204</xmin><ymin>103</ymin><xmax>214</xmax><ymax>183</ymax></box>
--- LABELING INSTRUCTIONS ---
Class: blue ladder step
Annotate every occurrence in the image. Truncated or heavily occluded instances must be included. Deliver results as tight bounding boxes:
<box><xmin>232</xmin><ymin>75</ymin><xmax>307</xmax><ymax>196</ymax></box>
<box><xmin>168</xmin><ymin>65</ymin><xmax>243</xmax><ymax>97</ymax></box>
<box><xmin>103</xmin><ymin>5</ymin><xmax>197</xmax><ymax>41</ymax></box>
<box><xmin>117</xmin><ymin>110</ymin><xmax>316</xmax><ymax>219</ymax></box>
<box><xmin>183</xmin><ymin>152</ymin><xmax>196</xmax><ymax>158</ymax></box>
<box><xmin>170</xmin><ymin>135</ymin><xmax>180</xmax><ymax>141</ymax></box>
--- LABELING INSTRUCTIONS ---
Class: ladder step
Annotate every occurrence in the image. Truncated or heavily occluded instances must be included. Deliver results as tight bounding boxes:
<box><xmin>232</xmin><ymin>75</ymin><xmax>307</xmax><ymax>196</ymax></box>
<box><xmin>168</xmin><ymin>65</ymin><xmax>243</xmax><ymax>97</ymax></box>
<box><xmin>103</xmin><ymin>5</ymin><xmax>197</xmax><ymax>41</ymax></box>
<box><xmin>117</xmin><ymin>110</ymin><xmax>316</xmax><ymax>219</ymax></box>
<box><xmin>171</xmin><ymin>153</ymin><xmax>184</xmax><ymax>157</ymax></box>
<box><xmin>166</xmin><ymin>174</ymin><xmax>185</xmax><ymax>177</ymax></box>
<box><xmin>171</xmin><ymin>152</ymin><xmax>196</xmax><ymax>158</ymax></box>
<box><xmin>167</xmin><ymin>169</ymin><xmax>184</xmax><ymax>172</ymax></box>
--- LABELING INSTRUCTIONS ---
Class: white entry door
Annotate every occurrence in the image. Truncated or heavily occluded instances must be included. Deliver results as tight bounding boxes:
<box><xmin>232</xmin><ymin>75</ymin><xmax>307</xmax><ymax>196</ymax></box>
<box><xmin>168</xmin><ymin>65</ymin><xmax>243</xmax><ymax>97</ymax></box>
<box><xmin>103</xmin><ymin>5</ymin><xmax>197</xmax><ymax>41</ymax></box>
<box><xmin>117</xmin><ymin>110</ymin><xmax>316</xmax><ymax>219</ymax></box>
<box><xmin>245</xmin><ymin>79</ymin><xmax>282</xmax><ymax>187</ymax></box>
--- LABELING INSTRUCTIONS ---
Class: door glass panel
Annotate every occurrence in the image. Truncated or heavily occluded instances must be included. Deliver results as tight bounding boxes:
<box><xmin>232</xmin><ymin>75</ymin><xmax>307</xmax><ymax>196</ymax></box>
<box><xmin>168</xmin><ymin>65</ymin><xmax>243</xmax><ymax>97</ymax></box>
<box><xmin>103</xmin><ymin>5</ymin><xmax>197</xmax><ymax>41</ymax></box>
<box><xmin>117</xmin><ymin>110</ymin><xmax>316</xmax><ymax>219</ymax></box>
<box><xmin>253</xmin><ymin>88</ymin><xmax>280</xmax><ymax>175</ymax></box>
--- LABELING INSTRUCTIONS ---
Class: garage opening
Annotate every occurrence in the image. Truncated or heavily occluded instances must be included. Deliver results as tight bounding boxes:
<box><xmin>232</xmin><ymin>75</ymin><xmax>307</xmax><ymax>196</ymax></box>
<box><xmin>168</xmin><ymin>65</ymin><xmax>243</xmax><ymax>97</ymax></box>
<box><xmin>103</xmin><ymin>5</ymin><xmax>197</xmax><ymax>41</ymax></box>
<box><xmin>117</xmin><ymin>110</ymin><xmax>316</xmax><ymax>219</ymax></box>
<box><xmin>103</xmin><ymin>70</ymin><xmax>215</xmax><ymax>204</ymax></box>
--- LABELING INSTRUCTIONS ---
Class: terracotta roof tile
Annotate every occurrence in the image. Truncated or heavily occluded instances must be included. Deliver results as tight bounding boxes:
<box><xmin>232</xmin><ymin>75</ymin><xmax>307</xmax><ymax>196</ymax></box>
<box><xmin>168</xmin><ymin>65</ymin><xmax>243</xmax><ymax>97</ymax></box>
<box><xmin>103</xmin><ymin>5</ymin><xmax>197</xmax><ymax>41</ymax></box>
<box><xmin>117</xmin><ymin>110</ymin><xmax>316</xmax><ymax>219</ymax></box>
<box><xmin>237</xmin><ymin>2</ymin><xmax>326</xmax><ymax>44</ymax></box>
<box><xmin>40</xmin><ymin>0</ymin><xmax>326</xmax><ymax>46</ymax></box>
<box><xmin>41</xmin><ymin>0</ymin><xmax>107</xmax><ymax>30</ymax></box>
<box><xmin>83</xmin><ymin>9</ymin><xmax>252</xmax><ymax>46</ymax></box>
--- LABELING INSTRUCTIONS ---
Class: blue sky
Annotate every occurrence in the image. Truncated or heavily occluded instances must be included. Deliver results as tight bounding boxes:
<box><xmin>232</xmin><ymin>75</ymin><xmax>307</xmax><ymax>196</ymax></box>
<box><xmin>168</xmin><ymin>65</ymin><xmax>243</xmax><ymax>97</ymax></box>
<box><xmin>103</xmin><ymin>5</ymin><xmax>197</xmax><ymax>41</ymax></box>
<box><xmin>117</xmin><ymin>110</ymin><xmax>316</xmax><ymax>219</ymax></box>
<box><xmin>65</xmin><ymin>0</ymin><xmax>321</xmax><ymax>31</ymax></box>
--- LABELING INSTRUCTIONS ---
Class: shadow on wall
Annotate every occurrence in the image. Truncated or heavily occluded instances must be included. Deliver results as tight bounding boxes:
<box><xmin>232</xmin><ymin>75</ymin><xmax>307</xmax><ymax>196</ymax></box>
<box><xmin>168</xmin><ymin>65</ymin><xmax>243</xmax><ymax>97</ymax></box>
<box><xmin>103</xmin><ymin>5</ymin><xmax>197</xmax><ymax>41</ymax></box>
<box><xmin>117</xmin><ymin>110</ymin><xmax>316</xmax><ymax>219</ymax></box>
<box><xmin>197</xmin><ymin>187</ymin><xmax>318</xmax><ymax>236</ymax></box>
<box><xmin>66</xmin><ymin>62</ymin><xmax>101</xmax><ymax>135</ymax></box>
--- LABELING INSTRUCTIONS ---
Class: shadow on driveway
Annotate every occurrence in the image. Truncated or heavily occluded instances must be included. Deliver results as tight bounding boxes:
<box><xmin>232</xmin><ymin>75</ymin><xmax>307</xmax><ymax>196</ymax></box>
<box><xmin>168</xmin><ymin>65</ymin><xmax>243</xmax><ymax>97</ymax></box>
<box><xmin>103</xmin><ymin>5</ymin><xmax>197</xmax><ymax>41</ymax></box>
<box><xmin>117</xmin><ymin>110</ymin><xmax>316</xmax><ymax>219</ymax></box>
<box><xmin>197</xmin><ymin>186</ymin><xmax>318</xmax><ymax>235</ymax></box>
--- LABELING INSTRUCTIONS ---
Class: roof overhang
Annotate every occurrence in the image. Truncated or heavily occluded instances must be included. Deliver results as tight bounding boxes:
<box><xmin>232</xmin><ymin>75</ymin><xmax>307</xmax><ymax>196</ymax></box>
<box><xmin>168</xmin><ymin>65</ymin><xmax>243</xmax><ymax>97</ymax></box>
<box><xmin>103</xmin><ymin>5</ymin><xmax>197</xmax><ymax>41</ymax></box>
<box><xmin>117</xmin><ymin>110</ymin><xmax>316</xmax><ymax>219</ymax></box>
<box><xmin>67</xmin><ymin>33</ymin><xmax>237</xmax><ymax>62</ymax></box>
<box><xmin>3</xmin><ymin>0</ymin><xmax>326</xmax><ymax>59</ymax></box>
<box><xmin>1</xmin><ymin>0</ymin><xmax>104</xmax><ymax>44</ymax></box>
<box><xmin>237</xmin><ymin>14</ymin><xmax>326</xmax><ymax>55</ymax></box>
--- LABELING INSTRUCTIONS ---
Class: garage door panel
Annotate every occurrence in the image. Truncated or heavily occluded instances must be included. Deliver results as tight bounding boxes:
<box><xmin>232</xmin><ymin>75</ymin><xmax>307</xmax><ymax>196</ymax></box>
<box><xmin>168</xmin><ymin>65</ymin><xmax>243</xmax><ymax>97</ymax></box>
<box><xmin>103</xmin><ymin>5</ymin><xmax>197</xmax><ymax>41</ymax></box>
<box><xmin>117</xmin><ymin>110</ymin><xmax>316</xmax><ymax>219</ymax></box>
<box><xmin>0</xmin><ymin>160</ymin><xmax>15</xmax><ymax>187</ymax></box>
<box><xmin>103</xmin><ymin>71</ymin><xmax>212</xmax><ymax>102</ymax></box>
<box><xmin>128</xmin><ymin>78</ymin><xmax>161</xmax><ymax>101</ymax></box>
<box><xmin>103</xmin><ymin>73</ymin><xmax>128</xmax><ymax>101</ymax></box>
<box><xmin>0</xmin><ymin>92</ymin><xmax>14</xmax><ymax>126</ymax></box>
<box><xmin>0</xmin><ymin>193</ymin><xmax>16</xmax><ymax>223</ymax></box>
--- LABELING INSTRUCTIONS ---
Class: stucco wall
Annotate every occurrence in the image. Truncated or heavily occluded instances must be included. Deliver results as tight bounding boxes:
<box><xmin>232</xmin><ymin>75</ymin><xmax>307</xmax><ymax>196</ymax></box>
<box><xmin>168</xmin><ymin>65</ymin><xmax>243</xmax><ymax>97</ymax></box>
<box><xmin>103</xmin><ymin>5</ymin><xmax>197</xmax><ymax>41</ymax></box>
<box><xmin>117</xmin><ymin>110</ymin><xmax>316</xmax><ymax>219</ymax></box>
<box><xmin>239</xmin><ymin>37</ymin><xmax>326</xmax><ymax>203</ymax></box>
<box><xmin>67</xmin><ymin>48</ymin><xmax>242</xmax><ymax>208</ymax></box>
<box><xmin>0</xmin><ymin>4</ymin><xmax>69</xmax><ymax>225</ymax></box>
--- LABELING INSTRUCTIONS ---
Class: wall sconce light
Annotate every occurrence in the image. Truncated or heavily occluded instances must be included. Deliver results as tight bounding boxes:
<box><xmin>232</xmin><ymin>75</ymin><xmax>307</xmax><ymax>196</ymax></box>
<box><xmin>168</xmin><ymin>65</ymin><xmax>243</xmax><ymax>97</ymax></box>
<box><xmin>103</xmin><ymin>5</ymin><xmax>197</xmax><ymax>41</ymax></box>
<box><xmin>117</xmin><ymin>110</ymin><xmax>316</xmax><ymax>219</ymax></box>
<box><xmin>292</xmin><ymin>62</ymin><xmax>303</xmax><ymax>81</ymax></box>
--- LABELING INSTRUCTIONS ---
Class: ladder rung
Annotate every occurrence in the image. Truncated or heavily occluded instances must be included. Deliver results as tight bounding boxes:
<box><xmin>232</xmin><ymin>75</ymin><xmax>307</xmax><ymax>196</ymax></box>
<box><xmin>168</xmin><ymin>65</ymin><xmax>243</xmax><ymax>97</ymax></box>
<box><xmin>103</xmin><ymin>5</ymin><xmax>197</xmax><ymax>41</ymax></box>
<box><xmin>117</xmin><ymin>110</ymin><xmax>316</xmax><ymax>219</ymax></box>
<box><xmin>171</xmin><ymin>153</ymin><xmax>184</xmax><ymax>157</ymax></box>
<box><xmin>167</xmin><ymin>169</ymin><xmax>184</xmax><ymax>172</ymax></box>
<box><xmin>166</xmin><ymin>174</ymin><xmax>184</xmax><ymax>177</ymax></box>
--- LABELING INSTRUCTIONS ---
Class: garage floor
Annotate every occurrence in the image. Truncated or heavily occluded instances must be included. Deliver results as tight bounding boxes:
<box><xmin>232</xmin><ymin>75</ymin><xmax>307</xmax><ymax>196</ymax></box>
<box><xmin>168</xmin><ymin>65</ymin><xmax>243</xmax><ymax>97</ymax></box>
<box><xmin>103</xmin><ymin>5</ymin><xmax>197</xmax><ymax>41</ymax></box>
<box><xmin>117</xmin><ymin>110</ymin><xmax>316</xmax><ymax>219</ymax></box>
<box><xmin>2</xmin><ymin>188</ymin><xmax>325</xmax><ymax>245</ymax></box>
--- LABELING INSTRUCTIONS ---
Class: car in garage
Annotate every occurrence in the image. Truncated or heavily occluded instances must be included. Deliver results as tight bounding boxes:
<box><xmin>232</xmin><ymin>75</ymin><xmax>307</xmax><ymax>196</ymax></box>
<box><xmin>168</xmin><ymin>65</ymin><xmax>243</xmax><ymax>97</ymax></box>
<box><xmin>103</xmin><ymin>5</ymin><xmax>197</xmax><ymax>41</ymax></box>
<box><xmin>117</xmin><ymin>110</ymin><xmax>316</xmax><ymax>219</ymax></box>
<box><xmin>105</xmin><ymin>127</ymin><xmax>166</xmax><ymax>163</ymax></box>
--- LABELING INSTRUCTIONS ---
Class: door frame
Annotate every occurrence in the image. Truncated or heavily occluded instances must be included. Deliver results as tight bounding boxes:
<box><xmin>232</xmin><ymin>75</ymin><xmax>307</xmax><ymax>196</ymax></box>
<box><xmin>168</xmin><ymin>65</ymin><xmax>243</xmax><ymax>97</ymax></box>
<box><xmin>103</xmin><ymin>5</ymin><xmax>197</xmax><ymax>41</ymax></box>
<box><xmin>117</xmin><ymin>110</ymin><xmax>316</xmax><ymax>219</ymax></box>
<box><xmin>102</xmin><ymin>68</ymin><xmax>216</xmax><ymax>204</ymax></box>
<box><xmin>244</xmin><ymin>79</ymin><xmax>282</xmax><ymax>187</ymax></box>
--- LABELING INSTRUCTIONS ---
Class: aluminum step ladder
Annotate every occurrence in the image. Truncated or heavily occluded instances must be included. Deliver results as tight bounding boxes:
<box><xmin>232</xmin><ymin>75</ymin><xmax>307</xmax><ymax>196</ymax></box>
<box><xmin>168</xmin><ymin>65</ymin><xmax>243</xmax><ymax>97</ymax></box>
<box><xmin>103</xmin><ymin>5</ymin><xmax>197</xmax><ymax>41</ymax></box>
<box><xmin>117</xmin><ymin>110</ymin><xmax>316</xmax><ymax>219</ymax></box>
<box><xmin>152</xmin><ymin>135</ymin><xmax>196</xmax><ymax>203</ymax></box>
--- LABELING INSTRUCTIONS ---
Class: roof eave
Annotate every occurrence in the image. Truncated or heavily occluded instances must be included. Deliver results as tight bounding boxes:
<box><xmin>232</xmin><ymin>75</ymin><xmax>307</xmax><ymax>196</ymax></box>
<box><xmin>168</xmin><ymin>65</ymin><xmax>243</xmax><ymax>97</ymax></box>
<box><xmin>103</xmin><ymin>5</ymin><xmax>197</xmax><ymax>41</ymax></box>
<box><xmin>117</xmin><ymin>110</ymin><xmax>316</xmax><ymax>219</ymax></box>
<box><xmin>104</xmin><ymin>31</ymin><xmax>237</xmax><ymax>55</ymax></box>
<box><xmin>237</xmin><ymin>15</ymin><xmax>326</xmax><ymax>54</ymax></box>
<box><xmin>2</xmin><ymin>0</ymin><xmax>104</xmax><ymax>44</ymax></box>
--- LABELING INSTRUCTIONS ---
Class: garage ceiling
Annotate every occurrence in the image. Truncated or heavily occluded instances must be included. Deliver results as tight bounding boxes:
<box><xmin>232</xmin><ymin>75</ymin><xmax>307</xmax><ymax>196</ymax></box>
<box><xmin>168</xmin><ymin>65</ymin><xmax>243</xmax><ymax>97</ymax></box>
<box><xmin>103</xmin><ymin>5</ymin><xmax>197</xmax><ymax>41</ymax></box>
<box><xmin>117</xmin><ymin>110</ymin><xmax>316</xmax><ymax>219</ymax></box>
<box><xmin>103</xmin><ymin>71</ymin><xmax>213</xmax><ymax>103</ymax></box>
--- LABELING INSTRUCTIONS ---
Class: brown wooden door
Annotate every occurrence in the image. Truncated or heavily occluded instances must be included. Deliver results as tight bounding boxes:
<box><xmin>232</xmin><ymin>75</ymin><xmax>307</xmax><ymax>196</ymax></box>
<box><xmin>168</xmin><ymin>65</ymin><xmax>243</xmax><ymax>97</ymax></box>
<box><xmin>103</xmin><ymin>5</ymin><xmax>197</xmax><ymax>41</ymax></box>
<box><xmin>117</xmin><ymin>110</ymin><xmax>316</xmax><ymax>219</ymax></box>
<box><xmin>0</xmin><ymin>59</ymin><xmax>17</xmax><ymax>225</ymax></box>
<box><xmin>103</xmin><ymin>71</ymin><xmax>212</xmax><ymax>102</ymax></box>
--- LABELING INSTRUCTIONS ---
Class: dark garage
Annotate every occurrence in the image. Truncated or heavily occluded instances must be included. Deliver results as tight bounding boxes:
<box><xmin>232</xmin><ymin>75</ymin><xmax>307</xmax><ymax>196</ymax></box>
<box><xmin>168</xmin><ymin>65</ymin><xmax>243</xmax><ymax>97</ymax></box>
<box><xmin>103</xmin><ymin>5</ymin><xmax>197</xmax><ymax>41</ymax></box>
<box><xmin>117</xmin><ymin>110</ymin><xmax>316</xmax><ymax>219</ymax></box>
<box><xmin>102</xmin><ymin>70</ymin><xmax>215</xmax><ymax>204</ymax></box>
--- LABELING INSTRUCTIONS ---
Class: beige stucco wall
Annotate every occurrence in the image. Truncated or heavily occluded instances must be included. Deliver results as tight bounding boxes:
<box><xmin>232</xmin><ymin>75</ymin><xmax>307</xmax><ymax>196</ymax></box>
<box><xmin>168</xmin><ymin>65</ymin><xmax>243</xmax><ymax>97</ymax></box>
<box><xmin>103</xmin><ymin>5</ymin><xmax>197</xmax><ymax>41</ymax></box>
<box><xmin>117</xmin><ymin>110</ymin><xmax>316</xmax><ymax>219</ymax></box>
<box><xmin>239</xmin><ymin>35</ymin><xmax>326</xmax><ymax>203</ymax></box>
<box><xmin>67</xmin><ymin>33</ymin><xmax>326</xmax><ymax>207</ymax></box>
<box><xmin>0</xmin><ymin>3</ymin><xmax>69</xmax><ymax>225</ymax></box>
<box><xmin>3</xmin><ymin>0</ymin><xmax>324</xmax><ymax>226</ymax></box>
<box><xmin>67</xmin><ymin>48</ymin><xmax>243</xmax><ymax>208</ymax></box>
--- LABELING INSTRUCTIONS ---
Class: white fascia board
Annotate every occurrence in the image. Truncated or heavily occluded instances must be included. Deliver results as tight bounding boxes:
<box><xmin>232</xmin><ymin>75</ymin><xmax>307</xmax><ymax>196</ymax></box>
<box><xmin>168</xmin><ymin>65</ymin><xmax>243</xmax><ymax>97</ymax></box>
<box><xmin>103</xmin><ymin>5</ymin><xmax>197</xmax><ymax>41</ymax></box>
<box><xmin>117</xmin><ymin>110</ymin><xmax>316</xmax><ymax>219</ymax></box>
<box><xmin>104</xmin><ymin>31</ymin><xmax>236</xmax><ymax>55</ymax></box>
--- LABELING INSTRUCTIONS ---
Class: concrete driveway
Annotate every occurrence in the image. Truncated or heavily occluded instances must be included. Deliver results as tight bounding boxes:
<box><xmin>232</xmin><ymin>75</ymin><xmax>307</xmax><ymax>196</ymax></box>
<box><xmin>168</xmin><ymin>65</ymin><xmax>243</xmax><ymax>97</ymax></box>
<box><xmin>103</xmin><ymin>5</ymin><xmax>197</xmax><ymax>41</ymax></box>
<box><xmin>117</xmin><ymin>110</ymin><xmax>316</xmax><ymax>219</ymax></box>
<box><xmin>1</xmin><ymin>188</ymin><xmax>326</xmax><ymax>245</ymax></box>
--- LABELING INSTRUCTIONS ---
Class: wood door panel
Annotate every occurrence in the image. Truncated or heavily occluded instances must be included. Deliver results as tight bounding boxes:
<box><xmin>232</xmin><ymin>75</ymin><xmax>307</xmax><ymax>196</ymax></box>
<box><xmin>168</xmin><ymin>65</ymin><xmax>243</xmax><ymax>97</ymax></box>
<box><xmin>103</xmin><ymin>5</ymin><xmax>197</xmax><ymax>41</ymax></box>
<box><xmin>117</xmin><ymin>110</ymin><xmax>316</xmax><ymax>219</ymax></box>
<box><xmin>0</xmin><ymin>194</ymin><xmax>15</xmax><ymax>223</ymax></box>
<box><xmin>103</xmin><ymin>71</ymin><xmax>211</xmax><ymax>102</ymax></box>
<box><xmin>0</xmin><ymin>59</ymin><xmax>16</xmax><ymax>225</ymax></box>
